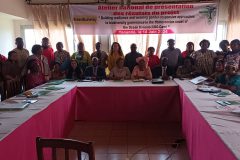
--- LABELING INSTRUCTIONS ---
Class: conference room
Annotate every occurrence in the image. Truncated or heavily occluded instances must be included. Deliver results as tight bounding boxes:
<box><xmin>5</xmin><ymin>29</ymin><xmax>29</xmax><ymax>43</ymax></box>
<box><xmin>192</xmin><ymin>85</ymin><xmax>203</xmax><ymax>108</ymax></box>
<box><xmin>0</xmin><ymin>0</ymin><xmax>240</xmax><ymax>160</ymax></box>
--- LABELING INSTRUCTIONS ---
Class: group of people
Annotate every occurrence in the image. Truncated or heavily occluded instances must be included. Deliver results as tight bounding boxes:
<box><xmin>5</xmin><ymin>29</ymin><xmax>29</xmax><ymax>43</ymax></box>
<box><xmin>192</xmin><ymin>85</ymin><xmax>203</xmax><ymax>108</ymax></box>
<box><xmin>0</xmin><ymin>37</ymin><xmax>239</xmax><ymax>96</ymax></box>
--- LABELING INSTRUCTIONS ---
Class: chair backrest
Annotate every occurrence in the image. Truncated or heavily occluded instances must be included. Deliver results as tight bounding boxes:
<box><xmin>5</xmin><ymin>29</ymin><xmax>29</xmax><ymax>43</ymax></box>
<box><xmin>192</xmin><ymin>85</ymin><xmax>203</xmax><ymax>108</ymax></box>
<box><xmin>36</xmin><ymin>137</ymin><xmax>95</xmax><ymax>160</ymax></box>
<box><xmin>5</xmin><ymin>78</ymin><xmax>22</xmax><ymax>98</ymax></box>
<box><xmin>0</xmin><ymin>81</ymin><xmax>4</xmax><ymax>101</ymax></box>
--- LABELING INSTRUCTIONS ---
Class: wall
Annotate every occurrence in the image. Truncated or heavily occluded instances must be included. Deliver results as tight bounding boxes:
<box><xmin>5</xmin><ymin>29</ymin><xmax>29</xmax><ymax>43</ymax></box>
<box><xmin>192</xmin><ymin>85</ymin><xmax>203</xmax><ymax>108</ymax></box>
<box><xmin>0</xmin><ymin>0</ymin><xmax>28</xmax><ymax>18</ymax></box>
<box><xmin>0</xmin><ymin>13</ymin><xmax>15</xmax><ymax>57</ymax></box>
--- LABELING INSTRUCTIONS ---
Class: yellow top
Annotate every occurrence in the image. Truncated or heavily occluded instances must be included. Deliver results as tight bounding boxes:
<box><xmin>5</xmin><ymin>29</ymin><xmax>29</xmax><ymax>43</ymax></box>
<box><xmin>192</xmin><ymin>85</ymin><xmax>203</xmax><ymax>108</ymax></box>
<box><xmin>107</xmin><ymin>53</ymin><xmax>124</xmax><ymax>71</ymax></box>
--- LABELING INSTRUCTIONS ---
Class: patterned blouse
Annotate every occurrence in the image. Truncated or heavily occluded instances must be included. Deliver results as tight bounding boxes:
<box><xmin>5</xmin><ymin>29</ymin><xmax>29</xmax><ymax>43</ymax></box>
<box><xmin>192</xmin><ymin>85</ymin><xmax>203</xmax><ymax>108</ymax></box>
<box><xmin>109</xmin><ymin>67</ymin><xmax>131</xmax><ymax>80</ymax></box>
<box><xmin>54</xmin><ymin>50</ymin><xmax>70</xmax><ymax>65</ymax></box>
<box><xmin>191</xmin><ymin>50</ymin><xmax>216</xmax><ymax>76</ymax></box>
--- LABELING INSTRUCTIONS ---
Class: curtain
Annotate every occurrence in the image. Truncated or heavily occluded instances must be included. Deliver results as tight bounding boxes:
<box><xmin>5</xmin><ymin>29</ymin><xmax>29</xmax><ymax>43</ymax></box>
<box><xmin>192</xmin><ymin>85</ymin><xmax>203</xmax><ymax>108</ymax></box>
<box><xmin>227</xmin><ymin>0</ymin><xmax>240</xmax><ymax>40</ymax></box>
<box><xmin>30</xmin><ymin>5</ymin><xmax>72</xmax><ymax>52</ymax></box>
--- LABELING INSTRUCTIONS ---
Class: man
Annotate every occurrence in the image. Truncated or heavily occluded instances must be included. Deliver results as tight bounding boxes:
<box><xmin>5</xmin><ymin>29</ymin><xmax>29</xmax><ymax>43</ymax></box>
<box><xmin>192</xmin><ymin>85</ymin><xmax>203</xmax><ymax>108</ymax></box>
<box><xmin>2</xmin><ymin>51</ymin><xmax>20</xmax><ymax>80</ymax></box>
<box><xmin>13</xmin><ymin>37</ymin><xmax>29</xmax><ymax>70</ymax></box>
<box><xmin>42</xmin><ymin>37</ymin><xmax>54</xmax><ymax>70</ymax></box>
<box><xmin>161</xmin><ymin>39</ymin><xmax>181</xmax><ymax>76</ymax></box>
<box><xmin>151</xmin><ymin>57</ymin><xmax>171</xmax><ymax>80</ymax></box>
<box><xmin>91</xmin><ymin>42</ymin><xmax>108</xmax><ymax>68</ymax></box>
<box><xmin>84</xmin><ymin>57</ymin><xmax>106</xmax><ymax>81</ymax></box>
<box><xmin>124</xmin><ymin>43</ymin><xmax>142</xmax><ymax>73</ymax></box>
<box><xmin>72</xmin><ymin>42</ymin><xmax>91</xmax><ymax>72</ymax></box>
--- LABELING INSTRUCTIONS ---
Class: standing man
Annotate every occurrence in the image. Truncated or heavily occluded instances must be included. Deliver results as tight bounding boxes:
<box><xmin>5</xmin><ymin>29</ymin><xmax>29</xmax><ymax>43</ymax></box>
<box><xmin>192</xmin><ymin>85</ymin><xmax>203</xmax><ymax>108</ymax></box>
<box><xmin>124</xmin><ymin>43</ymin><xmax>142</xmax><ymax>73</ymax></box>
<box><xmin>13</xmin><ymin>37</ymin><xmax>29</xmax><ymax>70</ymax></box>
<box><xmin>42</xmin><ymin>37</ymin><xmax>54</xmax><ymax>70</ymax></box>
<box><xmin>72</xmin><ymin>42</ymin><xmax>92</xmax><ymax>72</ymax></box>
<box><xmin>91</xmin><ymin>42</ymin><xmax>108</xmax><ymax>69</ymax></box>
<box><xmin>161</xmin><ymin>39</ymin><xmax>182</xmax><ymax>76</ymax></box>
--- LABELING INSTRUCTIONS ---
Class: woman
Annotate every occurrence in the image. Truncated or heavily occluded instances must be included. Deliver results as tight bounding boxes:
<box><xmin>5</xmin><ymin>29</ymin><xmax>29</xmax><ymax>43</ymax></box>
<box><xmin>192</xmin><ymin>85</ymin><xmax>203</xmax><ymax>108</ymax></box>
<box><xmin>131</xmin><ymin>57</ymin><xmax>152</xmax><ymax>80</ymax></box>
<box><xmin>176</xmin><ymin>56</ymin><xmax>196</xmax><ymax>79</ymax></box>
<box><xmin>191</xmin><ymin>39</ymin><xmax>216</xmax><ymax>76</ymax></box>
<box><xmin>181</xmin><ymin>42</ymin><xmax>195</xmax><ymax>59</ymax></box>
<box><xmin>109</xmin><ymin>57</ymin><xmax>131</xmax><ymax>80</ymax></box>
<box><xmin>28</xmin><ymin>44</ymin><xmax>50</xmax><ymax>81</ymax></box>
<box><xmin>54</xmin><ymin>42</ymin><xmax>70</xmax><ymax>71</ymax></box>
<box><xmin>51</xmin><ymin>62</ymin><xmax>65</xmax><ymax>80</ymax></box>
<box><xmin>71</xmin><ymin>42</ymin><xmax>91</xmax><ymax>72</ymax></box>
<box><xmin>26</xmin><ymin>59</ymin><xmax>46</xmax><ymax>90</ymax></box>
<box><xmin>215</xmin><ymin>62</ymin><xmax>240</xmax><ymax>96</ymax></box>
<box><xmin>66</xmin><ymin>59</ymin><xmax>83</xmax><ymax>80</ymax></box>
<box><xmin>147</xmin><ymin>47</ymin><xmax>160</xmax><ymax>70</ymax></box>
<box><xmin>209</xmin><ymin>59</ymin><xmax>224</xmax><ymax>81</ymax></box>
<box><xmin>107</xmin><ymin>42</ymin><xmax>124</xmax><ymax>71</ymax></box>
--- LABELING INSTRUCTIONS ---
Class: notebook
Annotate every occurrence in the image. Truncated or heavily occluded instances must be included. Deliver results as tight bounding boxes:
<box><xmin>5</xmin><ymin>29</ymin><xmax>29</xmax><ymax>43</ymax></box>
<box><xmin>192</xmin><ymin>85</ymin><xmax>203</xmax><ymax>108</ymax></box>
<box><xmin>189</xmin><ymin>76</ymin><xmax>207</xmax><ymax>85</ymax></box>
<box><xmin>152</xmin><ymin>78</ymin><xmax>164</xmax><ymax>84</ymax></box>
<box><xmin>0</xmin><ymin>103</ymin><xmax>30</xmax><ymax>110</ymax></box>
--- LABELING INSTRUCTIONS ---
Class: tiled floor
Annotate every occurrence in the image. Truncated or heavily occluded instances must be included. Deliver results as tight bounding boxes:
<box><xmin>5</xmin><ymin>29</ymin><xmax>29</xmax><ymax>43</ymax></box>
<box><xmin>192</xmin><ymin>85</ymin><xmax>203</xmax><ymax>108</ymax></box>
<box><xmin>67</xmin><ymin>122</ymin><xmax>190</xmax><ymax>160</ymax></box>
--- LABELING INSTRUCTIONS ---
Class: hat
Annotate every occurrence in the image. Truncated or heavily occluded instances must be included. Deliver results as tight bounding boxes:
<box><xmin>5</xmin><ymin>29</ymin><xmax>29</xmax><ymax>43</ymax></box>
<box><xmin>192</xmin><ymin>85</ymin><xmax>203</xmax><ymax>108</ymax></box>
<box><xmin>136</xmin><ymin>56</ymin><xmax>148</xmax><ymax>64</ymax></box>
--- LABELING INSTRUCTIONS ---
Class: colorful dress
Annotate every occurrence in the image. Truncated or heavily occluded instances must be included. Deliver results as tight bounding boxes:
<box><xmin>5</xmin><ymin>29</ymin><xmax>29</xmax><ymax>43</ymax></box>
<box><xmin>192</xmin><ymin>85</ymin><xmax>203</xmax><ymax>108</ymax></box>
<box><xmin>109</xmin><ymin>67</ymin><xmax>131</xmax><ymax>80</ymax></box>
<box><xmin>131</xmin><ymin>65</ymin><xmax>152</xmax><ymax>80</ymax></box>
<box><xmin>191</xmin><ymin>50</ymin><xmax>216</xmax><ymax>76</ymax></box>
<box><xmin>26</xmin><ymin>73</ymin><xmax>45</xmax><ymax>90</ymax></box>
<box><xmin>72</xmin><ymin>51</ymin><xmax>92</xmax><ymax>71</ymax></box>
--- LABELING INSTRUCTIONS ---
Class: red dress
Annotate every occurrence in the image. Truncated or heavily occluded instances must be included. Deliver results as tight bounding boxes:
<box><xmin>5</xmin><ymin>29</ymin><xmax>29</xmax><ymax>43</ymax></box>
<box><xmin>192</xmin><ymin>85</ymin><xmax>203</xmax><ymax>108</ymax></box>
<box><xmin>42</xmin><ymin>47</ymin><xmax>54</xmax><ymax>69</ymax></box>
<box><xmin>26</xmin><ymin>73</ymin><xmax>46</xmax><ymax>90</ymax></box>
<box><xmin>148</xmin><ymin>55</ymin><xmax>160</xmax><ymax>69</ymax></box>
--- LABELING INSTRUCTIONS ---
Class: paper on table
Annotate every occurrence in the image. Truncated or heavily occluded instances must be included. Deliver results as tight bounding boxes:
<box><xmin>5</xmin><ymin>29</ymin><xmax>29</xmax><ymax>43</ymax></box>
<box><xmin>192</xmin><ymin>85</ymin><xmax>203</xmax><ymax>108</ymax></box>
<box><xmin>45</xmin><ymin>80</ymin><xmax>65</xmax><ymax>85</ymax></box>
<box><xmin>44</xmin><ymin>86</ymin><xmax>65</xmax><ymax>90</ymax></box>
<box><xmin>189</xmin><ymin>76</ymin><xmax>207</xmax><ymax>84</ymax></box>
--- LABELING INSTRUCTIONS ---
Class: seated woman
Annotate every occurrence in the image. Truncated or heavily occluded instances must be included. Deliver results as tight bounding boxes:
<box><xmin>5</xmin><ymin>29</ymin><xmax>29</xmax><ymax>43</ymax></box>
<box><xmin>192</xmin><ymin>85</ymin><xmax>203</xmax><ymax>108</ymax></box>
<box><xmin>51</xmin><ymin>62</ymin><xmax>65</xmax><ymax>80</ymax></box>
<box><xmin>84</xmin><ymin>57</ymin><xmax>106</xmax><ymax>81</ymax></box>
<box><xmin>131</xmin><ymin>57</ymin><xmax>152</xmax><ymax>80</ymax></box>
<box><xmin>209</xmin><ymin>59</ymin><xmax>224</xmax><ymax>81</ymax></box>
<box><xmin>151</xmin><ymin>57</ymin><xmax>170</xmax><ymax>80</ymax></box>
<box><xmin>176</xmin><ymin>56</ymin><xmax>196</xmax><ymax>79</ymax></box>
<box><xmin>109</xmin><ymin>57</ymin><xmax>131</xmax><ymax>80</ymax></box>
<box><xmin>215</xmin><ymin>62</ymin><xmax>240</xmax><ymax>96</ymax></box>
<box><xmin>26</xmin><ymin>59</ymin><xmax>46</xmax><ymax>90</ymax></box>
<box><xmin>66</xmin><ymin>59</ymin><xmax>83</xmax><ymax>80</ymax></box>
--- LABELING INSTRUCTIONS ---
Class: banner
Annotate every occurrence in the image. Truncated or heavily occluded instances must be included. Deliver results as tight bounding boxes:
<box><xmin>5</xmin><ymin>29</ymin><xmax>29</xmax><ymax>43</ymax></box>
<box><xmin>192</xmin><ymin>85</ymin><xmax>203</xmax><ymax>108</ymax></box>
<box><xmin>70</xmin><ymin>3</ymin><xmax>218</xmax><ymax>35</ymax></box>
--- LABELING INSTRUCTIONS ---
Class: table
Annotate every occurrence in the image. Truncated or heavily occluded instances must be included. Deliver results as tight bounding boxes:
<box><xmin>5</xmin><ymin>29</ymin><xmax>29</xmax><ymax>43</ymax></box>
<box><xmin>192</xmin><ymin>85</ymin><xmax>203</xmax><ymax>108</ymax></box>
<box><xmin>0</xmin><ymin>84</ymin><xmax>76</xmax><ymax>160</ymax></box>
<box><xmin>0</xmin><ymin>80</ymin><xmax>239</xmax><ymax>160</ymax></box>
<box><xmin>175</xmin><ymin>79</ymin><xmax>240</xmax><ymax>160</ymax></box>
<box><xmin>75</xmin><ymin>80</ymin><xmax>181</xmax><ymax>122</ymax></box>
<box><xmin>0</xmin><ymin>80</ymin><xmax>181</xmax><ymax>160</ymax></box>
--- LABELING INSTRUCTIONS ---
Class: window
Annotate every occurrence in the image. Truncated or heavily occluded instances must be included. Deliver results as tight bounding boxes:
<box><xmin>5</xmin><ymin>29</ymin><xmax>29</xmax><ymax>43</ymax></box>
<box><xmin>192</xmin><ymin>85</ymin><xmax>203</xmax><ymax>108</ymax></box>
<box><xmin>159</xmin><ymin>22</ymin><xmax>227</xmax><ymax>54</ymax></box>
<box><xmin>21</xmin><ymin>25</ymin><xmax>36</xmax><ymax>54</ymax></box>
